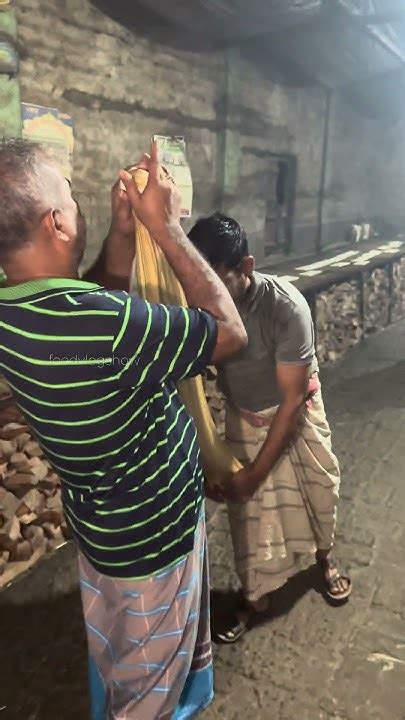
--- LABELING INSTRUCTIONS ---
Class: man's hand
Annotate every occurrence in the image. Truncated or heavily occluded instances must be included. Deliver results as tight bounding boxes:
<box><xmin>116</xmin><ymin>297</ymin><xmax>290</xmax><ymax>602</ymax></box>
<box><xmin>221</xmin><ymin>465</ymin><xmax>264</xmax><ymax>503</ymax></box>
<box><xmin>118</xmin><ymin>141</ymin><xmax>247</xmax><ymax>364</ymax></box>
<box><xmin>232</xmin><ymin>365</ymin><xmax>310</xmax><ymax>492</ymax></box>
<box><xmin>83</xmin><ymin>179</ymin><xmax>136</xmax><ymax>290</ymax></box>
<box><xmin>119</xmin><ymin>141</ymin><xmax>181</xmax><ymax>239</ymax></box>
<box><xmin>203</xmin><ymin>480</ymin><xmax>226</xmax><ymax>503</ymax></box>
<box><xmin>109</xmin><ymin>179</ymin><xmax>135</xmax><ymax>240</ymax></box>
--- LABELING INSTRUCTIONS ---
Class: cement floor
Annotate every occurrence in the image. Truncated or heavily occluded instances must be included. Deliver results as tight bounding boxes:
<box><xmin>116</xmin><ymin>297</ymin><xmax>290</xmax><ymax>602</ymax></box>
<box><xmin>1</xmin><ymin>322</ymin><xmax>405</xmax><ymax>720</ymax></box>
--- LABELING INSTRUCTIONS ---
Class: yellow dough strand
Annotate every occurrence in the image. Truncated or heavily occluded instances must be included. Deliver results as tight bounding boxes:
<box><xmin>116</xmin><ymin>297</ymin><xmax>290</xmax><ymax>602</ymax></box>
<box><xmin>130</xmin><ymin>168</ymin><xmax>241</xmax><ymax>488</ymax></box>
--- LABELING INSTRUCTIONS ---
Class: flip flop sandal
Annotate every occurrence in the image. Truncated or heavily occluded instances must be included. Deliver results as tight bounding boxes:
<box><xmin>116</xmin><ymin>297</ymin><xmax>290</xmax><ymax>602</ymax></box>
<box><xmin>318</xmin><ymin>558</ymin><xmax>352</xmax><ymax>602</ymax></box>
<box><xmin>215</xmin><ymin>613</ymin><xmax>250</xmax><ymax>644</ymax></box>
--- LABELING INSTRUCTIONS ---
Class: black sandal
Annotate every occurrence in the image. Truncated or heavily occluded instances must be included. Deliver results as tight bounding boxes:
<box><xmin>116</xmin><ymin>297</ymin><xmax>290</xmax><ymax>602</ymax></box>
<box><xmin>214</xmin><ymin>594</ymin><xmax>270</xmax><ymax>643</ymax></box>
<box><xmin>317</xmin><ymin>557</ymin><xmax>352</xmax><ymax>602</ymax></box>
<box><xmin>215</xmin><ymin>613</ymin><xmax>250</xmax><ymax>644</ymax></box>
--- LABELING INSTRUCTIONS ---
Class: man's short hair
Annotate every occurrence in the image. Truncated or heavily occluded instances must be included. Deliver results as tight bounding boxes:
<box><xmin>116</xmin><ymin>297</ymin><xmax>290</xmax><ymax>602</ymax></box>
<box><xmin>0</xmin><ymin>138</ymin><xmax>61</xmax><ymax>261</ymax></box>
<box><xmin>188</xmin><ymin>213</ymin><xmax>249</xmax><ymax>270</ymax></box>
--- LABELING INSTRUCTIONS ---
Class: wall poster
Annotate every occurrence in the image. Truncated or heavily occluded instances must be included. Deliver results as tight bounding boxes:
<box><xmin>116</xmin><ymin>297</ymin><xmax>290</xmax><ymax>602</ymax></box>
<box><xmin>21</xmin><ymin>103</ymin><xmax>74</xmax><ymax>180</ymax></box>
<box><xmin>153</xmin><ymin>135</ymin><xmax>193</xmax><ymax>218</ymax></box>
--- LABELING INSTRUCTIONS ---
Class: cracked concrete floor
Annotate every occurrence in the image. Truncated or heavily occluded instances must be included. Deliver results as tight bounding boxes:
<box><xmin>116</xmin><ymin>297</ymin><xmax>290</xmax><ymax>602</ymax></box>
<box><xmin>0</xmin><ymin>322</ymin><xmax>405</xmax><ymax>720</ymax></box>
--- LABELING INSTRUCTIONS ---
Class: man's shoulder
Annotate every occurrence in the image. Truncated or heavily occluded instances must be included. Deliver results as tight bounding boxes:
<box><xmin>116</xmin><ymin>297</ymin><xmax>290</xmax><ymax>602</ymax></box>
<box><xmin>256</xmin><ymin>273</ymin><xmax>310</xmax><ymax>321</ymax></box>
<box><xmin>75</xmin><ymin>287</ymin><xmax>129</xmax><ymax>311</ymax></box>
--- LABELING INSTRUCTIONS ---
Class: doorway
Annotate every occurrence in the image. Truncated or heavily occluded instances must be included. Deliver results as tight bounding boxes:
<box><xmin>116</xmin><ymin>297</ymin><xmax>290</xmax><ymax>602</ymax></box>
<box><xmin>264</xmin><ymin>154</ymin><xmax>296</xmax><ymax>257</ymax></box>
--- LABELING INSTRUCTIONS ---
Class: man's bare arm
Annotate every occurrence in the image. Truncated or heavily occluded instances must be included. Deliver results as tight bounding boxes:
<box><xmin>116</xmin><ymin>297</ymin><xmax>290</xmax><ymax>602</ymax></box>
<box><xmin>119</xmin><ymin>143</ymin><xmax>247</xmax><ymax>362</ymax></box>
<box><xmin>251</xmin><ymin>363</ymin><xmax>310</xmax><ymax>481</ymax></box>
<box><xmin>83</xmin><ymin>180</ymin><xmax>135</xmax><ymax>291</ymax></box>
<box><xmin>83</xmin><ymin>230</ymin><xmax>134</xmax><ymax>291</ymax></box>
<box><xmin>222</xmin><ymin>363</ymin><xmax>311</xmax><ymax>501</ymax></box>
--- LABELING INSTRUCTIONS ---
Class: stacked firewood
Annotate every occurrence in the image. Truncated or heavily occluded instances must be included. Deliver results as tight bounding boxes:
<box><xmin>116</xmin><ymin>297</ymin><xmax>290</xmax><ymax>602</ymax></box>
<box><xmin>391</xmin><ymin>258</ymin><xmax>405</xmax><ymax>322</ymax></box>
<box><xmin>0</xmin><ymin>404</ymin><xmax>66</xmax><ymax>587</ymax></box>
<box><xmin>315</xmin><ymin>280</ymin><xmax>362</xmax><ymax>364</ymax></box>
<box><xmin>364</xmin><ymin>267</ymin><xmax>390</xmax><ymax>335</ymax></box>
<box><xmin>203</xmin><ymin>367</ymin><xmax>225</xmax><ymax>438</ymax></box>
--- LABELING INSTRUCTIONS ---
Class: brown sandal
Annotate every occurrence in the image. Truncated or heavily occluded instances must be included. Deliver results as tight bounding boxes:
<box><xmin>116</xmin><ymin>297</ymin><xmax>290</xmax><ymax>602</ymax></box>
<box><xmin>317</xmin><ymin>557</ymin><xmax>352</xmax><ymax>602</ymax></box>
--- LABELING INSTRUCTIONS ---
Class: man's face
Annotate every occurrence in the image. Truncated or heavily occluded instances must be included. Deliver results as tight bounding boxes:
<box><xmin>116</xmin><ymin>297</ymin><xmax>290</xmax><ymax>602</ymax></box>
<box><xmin>214</xmin><ymin>263</ymin><xmax>248</xmax><ymax>302</ymax></box>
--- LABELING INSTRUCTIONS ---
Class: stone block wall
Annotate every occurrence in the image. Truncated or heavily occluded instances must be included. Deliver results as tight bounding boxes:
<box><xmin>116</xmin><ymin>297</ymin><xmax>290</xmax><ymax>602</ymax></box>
<box><xmin>15</xmin><ymin>0</ymin><xmax>394</xmax><ymax>265</ymax></box>
<box><xmin>0</xmin><ymin>5</ymin><xmax>21</xmax><ymax>138</ymax></box>
<box><xmin>16</xmin><ymin>0</ymin><xmax>225</xmax><ymax>266</ymax></box>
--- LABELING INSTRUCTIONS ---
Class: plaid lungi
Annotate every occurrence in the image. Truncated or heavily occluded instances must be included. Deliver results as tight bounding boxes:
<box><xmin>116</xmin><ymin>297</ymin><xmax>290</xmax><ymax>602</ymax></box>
<box><xmin>80</xmin><ymin>513</ymin><xmax>213</xmax><ymax>719</ymax></box>
<box><xmin>226</xmin><ymin>387</ymin><xmax>341</xmax><ymax>602</ymax></box>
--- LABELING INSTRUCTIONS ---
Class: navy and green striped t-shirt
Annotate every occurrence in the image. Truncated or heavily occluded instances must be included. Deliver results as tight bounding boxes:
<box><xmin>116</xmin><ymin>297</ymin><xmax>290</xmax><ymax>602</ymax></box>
<box><xmin>0</xmin><ymin>278</ymin><xmax>217</xmax><ymax>579</ymax></box>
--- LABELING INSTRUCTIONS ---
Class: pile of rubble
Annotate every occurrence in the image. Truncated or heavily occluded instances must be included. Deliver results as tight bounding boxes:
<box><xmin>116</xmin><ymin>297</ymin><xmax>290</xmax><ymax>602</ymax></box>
<box><xmin>0</xmin><ymin>402</ymin><xmax>65</xmax><ymax>587</ymax></box>
<box><xmin>315</xmin><ymin>280</ymin><xmax>363</xmax><ymax>364</ymax></box>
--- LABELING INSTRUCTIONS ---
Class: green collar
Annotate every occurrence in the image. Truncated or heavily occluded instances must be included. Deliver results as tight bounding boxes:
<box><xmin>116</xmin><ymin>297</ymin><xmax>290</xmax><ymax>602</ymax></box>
<box><xmin>0</xmin><ymin>277</ymin><xmax>100</xmax><ymax>301</ymax></box>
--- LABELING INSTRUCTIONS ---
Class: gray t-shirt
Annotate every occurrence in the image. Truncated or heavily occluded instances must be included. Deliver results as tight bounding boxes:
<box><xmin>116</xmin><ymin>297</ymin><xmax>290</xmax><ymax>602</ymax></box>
<box><xmin>218</xmin><ymin>272</ymin><xmax>318</xmax><ymax>412</ymax></box>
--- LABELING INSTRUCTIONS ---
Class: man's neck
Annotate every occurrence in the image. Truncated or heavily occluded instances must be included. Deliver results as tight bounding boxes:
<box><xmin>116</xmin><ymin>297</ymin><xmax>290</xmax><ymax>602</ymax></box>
<box><xmin>3</xmin><ymin>265</ymin><xmax>79</xmax><ymax>286</ymax></box>
<box><xmin>239</xmin><ymin>274</ymin><xmax>252</xmax><ymax>302</ymax></box>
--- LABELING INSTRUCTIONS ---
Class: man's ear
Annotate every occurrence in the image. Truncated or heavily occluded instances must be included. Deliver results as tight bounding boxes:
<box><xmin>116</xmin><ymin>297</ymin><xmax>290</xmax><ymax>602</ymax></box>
<box><xmin>241</xmin><ymin>255</ymin><xmax>255</xmax><ymax>276</ymax></box>
<box><xmin>44</xmin><ymin>209</ymin><xmax>70</xmax><ymax>243</ymax></box>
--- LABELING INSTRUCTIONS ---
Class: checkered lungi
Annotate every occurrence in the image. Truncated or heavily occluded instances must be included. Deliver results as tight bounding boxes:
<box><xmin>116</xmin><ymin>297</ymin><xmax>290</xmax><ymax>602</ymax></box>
<box><xmin>80</xmin><ymin>514</ymin><xmax>213</xmax><ymax>719</ymax></box>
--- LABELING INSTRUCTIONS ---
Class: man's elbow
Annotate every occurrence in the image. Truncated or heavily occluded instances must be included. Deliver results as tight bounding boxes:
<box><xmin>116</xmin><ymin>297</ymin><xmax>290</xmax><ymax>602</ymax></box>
<box><xmin>228</xmin><ymin>323</ymin><xmax>248</xmax><ymax>355</ymax></box>
<box><xmin>212</xmin><ymin>322</ymin><xmax>247</xmax><ymax>363</ymax></box>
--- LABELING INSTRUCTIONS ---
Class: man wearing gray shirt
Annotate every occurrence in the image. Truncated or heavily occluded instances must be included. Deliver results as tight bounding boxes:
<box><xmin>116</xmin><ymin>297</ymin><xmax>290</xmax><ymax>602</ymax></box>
<box><xmin>189</xmin><ymin>214</ymin><xmax>351</xmax><ymax>643</ymax></box>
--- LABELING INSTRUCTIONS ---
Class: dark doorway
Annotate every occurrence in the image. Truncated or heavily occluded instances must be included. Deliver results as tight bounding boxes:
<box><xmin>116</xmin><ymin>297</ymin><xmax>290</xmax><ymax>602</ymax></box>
<box><xmin>264</xmin><ymin>154</ymin><xmax>296</xmax><ymax>257</ymax></box>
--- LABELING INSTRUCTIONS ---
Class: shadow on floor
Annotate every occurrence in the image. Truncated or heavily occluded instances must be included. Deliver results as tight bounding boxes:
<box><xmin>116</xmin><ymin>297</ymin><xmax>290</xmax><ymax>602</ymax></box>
<box><xmin>210</xmin><ymin>563</ymin><xmax>326</xmax><ymax>639</ymax></box>
<box><xmin>0</xmin><ymin>589</ymin><xmax>89</xmax><ymax>720</ymax></box>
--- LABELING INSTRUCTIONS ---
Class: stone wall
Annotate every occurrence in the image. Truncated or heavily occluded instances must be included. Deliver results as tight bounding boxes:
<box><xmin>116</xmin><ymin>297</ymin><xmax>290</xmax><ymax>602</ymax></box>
<box><xmin>322</xmin><ymin>94</ymin><xmax>383</xmax><ymax>248</ymax></box>
<box><xmin>370</xmin><ymin>101</ymin><xmax>405</xmax><ymax>236</ymax></box>
<box><xmin>223</xmin><ymin>52</ymin><xmax>327</xmax><ymax>263</ymax></box>
<box><xmin>224</xmin><ymin>63</ymin><xmax>385</xmax><ymax>262</ymax></box>
<box><xmin>15</xmin><ymin>0</ymin><xmax>393</xmax><ymax>266</ymax></box>
<box><xmin>0</xmin><ymin>6</ymin><xmax>21</xmax><ymax>141</ymax></box>
<box><xmin>16</xmin><ymin>0</ymin><xmax>225</xmax><ymax>267</ymax></box>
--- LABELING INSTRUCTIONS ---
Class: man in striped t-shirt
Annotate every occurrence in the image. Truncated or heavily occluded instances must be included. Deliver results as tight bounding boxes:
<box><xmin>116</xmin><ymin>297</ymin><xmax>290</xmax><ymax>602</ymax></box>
<box><xmin>0</xmin><ymin>139</ymin><xmax>246</xmax><ymax>718</ymax></box>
